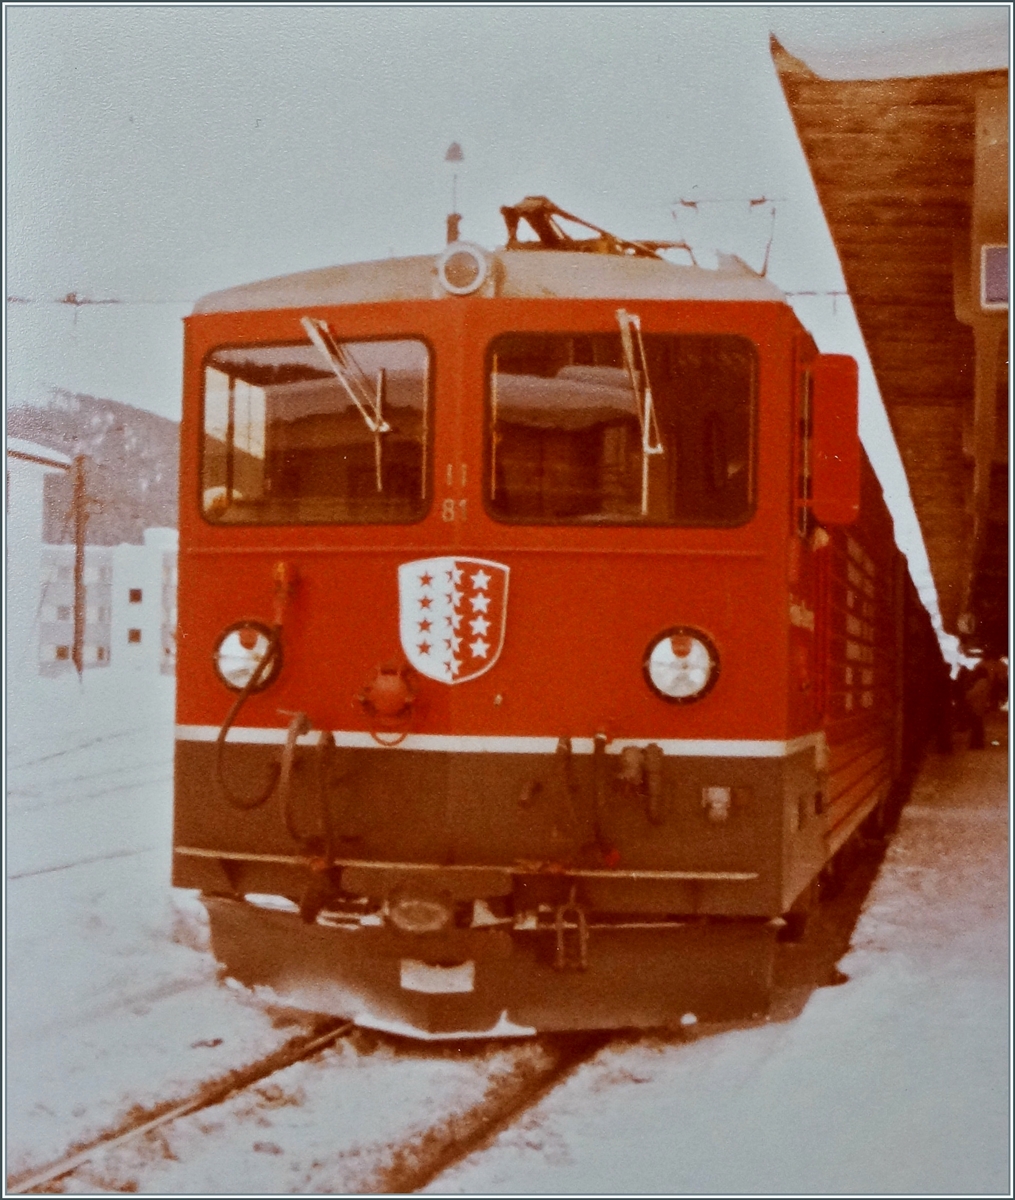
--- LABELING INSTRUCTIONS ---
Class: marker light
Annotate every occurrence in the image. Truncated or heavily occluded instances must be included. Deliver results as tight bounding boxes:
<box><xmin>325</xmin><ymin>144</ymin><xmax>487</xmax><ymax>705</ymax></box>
<box><xmin>702</xmin><ymin>786</ymin><xmax>732</xmax><ymax>822</ymax></box>
<box><xmin>437</xmin><ymin>242</ymin><xmax>489</xmax><ymax>295</ymax></box>
<box><xmin>213</xmin><ymin>621</ymin><xmax>280</xmax><ymax>691</ymax></box>
<box><xmin>643</xmin><ymin>627</ymin><xmax>719</xmax><ymax>703</ymax></box>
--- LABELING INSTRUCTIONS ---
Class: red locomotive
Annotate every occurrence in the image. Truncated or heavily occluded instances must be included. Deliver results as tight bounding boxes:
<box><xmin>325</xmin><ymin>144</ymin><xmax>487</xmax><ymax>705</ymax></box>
<box><xmin>173</xmin><ymin>198</ymin><xmax>942</xmax><ymax>1037</ymax></box>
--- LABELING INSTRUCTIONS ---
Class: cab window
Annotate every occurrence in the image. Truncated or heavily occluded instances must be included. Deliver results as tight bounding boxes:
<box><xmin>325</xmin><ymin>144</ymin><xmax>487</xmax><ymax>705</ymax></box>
<box><xmin>486</xmin><ymin>330</ymin><xmax>756</xmax><ymax>525</ymax></box>
<box><xmin>201</xmin><ymin>335</ymin><xmax>430</xmax><ymax>524</ymax></box>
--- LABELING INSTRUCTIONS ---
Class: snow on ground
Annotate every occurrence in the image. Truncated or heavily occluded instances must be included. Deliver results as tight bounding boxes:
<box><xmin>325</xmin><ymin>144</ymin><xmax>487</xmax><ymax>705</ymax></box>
<box><xmin>429</xmin><ymin>725</ymin><xmax>1010</xmax><ymax>1196</ymax></box>
<box><xmin>5</xmin><ymin>669</ymin><xmax>555</xmax><ymax>1195</ymax></box>
<box><xmin>7</xmin><ymin>668</ymin><xmax>1008</xmax><ymax>1194</ymax></box>
<box><xmin>48</xmin><ymin>1033</ymin><xmax>558</xmax><ymax>1194</ymax></box>
<box><xmin>5</xmin><ymin>670</ymin><xmax>307</xmax><ymax>1177</ymax></box>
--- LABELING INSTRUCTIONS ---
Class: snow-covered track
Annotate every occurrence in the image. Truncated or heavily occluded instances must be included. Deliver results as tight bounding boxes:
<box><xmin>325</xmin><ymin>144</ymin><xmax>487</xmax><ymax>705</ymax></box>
<box><xmin>7</xmin><ymin>1022</ymin><xmax>615</xmax><ymax>1195</ymax></box>
<box><xmin>7</xmin><ymin>844</ymin><xmax>160</xmax><ymax>881</ymax></box>
<box><xmin>362</xmin><ymin>1031</ymin><xmax>613</xmax><ymax>1194</ymax></box>
<box><xmin>6</xmin><ymin>1018</ymin><xmax>354</xmax><ymax>1194</ymax></box>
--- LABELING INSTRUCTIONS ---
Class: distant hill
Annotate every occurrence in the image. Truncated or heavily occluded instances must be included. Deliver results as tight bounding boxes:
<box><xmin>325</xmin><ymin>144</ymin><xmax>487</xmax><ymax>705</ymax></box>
<box><xmin>7</xmin><ymin>389</ymin><xmax>178</xmax><ymax>544</ymax></box>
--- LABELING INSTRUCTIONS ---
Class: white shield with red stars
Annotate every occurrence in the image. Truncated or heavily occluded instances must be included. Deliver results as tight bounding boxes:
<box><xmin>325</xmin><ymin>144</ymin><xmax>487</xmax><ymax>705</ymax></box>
<box><xmin>398</xmin><ymin>558</ymin><xmax>509</xmax><ymax>684</ymax></box>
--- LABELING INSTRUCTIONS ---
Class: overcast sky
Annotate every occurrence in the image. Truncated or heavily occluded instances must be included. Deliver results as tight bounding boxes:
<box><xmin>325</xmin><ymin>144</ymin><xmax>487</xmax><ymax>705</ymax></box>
<box><xmin>5</xmin><ymin>3</ymin><xmax>1010</xmax><ymax>639</ymax></box>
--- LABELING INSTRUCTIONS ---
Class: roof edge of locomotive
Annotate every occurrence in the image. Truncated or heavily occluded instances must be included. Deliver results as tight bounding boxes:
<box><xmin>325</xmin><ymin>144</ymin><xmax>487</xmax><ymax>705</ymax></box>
<box><xmin>191</xmin><ymin>245</ymin><xmax>788</xmax><ymax>315</ymax></box>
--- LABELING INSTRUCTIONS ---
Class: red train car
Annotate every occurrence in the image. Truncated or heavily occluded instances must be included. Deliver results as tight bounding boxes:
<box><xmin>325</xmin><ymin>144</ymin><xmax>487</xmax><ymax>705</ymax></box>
<box><xmin>173</xmin><ymin>200</ymin><xmax>938</xmax><ymax>1037</ymax></box>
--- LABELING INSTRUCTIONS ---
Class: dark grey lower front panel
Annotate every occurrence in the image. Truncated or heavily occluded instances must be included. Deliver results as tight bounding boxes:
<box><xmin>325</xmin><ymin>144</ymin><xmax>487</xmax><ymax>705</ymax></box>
<box><xmin>175</xmin><ymin>738</ymin><xmax>805</xmax><ymax>916</ymax></box>
<box><xmin>205</xmin><ymin>896</ymin><xmax>777</xmax><ymax>1037</ymax></box>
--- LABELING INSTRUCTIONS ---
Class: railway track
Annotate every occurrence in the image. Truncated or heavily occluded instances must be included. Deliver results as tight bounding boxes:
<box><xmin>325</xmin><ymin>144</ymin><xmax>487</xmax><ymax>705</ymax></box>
<box><xmin>6</xmin><ymin>1017</ymin><xmax>613</xmax><ymax>1195</ymax></box>
<box><xmin>6</xmin><ymin>828</ymin><xmax>889</xmax><ymax>1194</ymax></box>
<box><xmin>7</xmin><ymin>845</ymin><xmax>160</xmax><ymax>881</ymax></box>
<box><xmin>6</xmin><ymin>1018</ymin><xmax>355</xmax><ymax>1194</ymax></box>
<box><xmin>359</xmin><ymin>1031</ymin><xmax>613</xmax><ymax>1194</ymax></box>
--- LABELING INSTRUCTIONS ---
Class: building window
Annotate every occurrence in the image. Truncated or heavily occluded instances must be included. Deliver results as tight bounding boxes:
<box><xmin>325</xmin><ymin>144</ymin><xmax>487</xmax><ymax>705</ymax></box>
<box><xmin>97</xmin><ymin>646</ymin><xmax>108</xmax><ymax>662</ymax></box>
<box><xmin>129</xmin><ymin>588</ymin><xmax>143</xmax><ymax>603</ymax></box>
<box><xmin>128</xmin><ymin>628</ymin><xmax>142</xmax><ymax>644</ymax></box>
<box><xmin>56</xmin><ymin>605</ymin><xmax>72</xmax><ymax>621</ymax></box>
<box><xmin>981</xmin><ymin>244</ymin><xmax>1009</xmax><ymax>310</ymax></box>
<box><xmin>55</xmin><ymin>645</ymin><xmax>70</xmax><ymax>660</ymax></box>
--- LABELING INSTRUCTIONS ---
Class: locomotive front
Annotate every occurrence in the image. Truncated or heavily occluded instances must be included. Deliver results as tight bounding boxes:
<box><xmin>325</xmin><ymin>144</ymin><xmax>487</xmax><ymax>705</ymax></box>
<box><xmin>173</xmin><ymin>210</ymin><xmax>862</xmax><ymax>1037</ymax></box>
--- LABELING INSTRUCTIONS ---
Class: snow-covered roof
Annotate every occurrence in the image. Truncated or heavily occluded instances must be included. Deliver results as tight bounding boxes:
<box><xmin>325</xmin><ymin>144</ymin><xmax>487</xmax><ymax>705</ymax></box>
<box><xmin>770</xmin><ymin>10</ymin><xmax>1009</xmax><ymax>81</ymax></box>
<box><xmin>192</xmin><ymin>248</ymin><xmax>786</xmax><ymax>315</ymax></box>
<box><xmin>6</xmin><ymin>438</ymin><xmax>72</xmax><ymax>470</ymax></box>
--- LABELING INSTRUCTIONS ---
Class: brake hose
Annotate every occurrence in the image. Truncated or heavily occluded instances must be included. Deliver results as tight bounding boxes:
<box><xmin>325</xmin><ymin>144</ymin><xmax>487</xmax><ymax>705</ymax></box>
<box><xmin>277</xmin><ymin>719</ymin><xmax>339</xmax><ymax>924</ymax></box>
<box><xmin>279</xmin><ymin>711</ymin><xmax>312</xmax><ymax>840</ymax></box>
<box><xmin>215</xmin><ymin>563</ymin><xmax>299</xmax><ymax>810</ymax></box>
<box><xmin>215</xmin><ymin>624</ymin><xmax>284</xmax><ymax>809</ymax></box>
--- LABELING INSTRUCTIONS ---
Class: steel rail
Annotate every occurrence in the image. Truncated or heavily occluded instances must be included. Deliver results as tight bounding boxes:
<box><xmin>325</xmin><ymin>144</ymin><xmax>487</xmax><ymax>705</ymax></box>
<box><xmin>370</xmin><ymin>1031</ymin><xmax>614</xmax><ymax>1194</ymax></box>
<box><xmin>6</xmin><ymin>1019</ymin><xmax>354</xmax><ymax>1195</ymax></box>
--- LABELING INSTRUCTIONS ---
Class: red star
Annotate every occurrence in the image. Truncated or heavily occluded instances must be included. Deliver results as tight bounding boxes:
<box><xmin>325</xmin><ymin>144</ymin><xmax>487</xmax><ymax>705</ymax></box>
<box><xmin>419</xmin><ymin>572</ymin><xmax>433</xmax><ymax>587</ymax></box>
<box><xmin>419</xmin><ymin>596</ymin><xmax>432</xmax><ymax>609</ymax></box>
<box><xmin>417</xmin><ymin>640</ymin><xmax>431</xmax><ymax>655</ymax></box>
<box><xmin>418</xmin><ymin>618</ymin><xmax>432</xmax><ymax>632</ymax></box>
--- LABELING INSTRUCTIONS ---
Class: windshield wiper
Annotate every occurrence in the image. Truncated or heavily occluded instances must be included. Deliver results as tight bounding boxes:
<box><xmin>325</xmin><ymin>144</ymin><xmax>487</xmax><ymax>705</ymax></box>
<box><xmin>301</xmin><ymin>315</ymin><xmax>390</xmax><ymax>491</ymax></box>
<box><xmin>616</xmin><ymin>309</ymin><xmax>664</xmax><ymax>515</ymax></box>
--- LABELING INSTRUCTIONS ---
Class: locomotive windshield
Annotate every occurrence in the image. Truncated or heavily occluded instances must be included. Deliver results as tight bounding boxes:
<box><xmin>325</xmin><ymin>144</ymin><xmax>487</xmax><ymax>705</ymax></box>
<box><xmin>486</xmin><ymin>331</ymin><xmax>756</xmax><ymax>525</ymax></box>
<box><xmin>201</xmin><ymin>336</ymin><xmax>430</xmax><ymax>524</ymax></box>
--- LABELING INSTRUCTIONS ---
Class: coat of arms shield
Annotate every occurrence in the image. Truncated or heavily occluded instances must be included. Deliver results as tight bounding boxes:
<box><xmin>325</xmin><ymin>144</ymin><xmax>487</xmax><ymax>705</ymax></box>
<box><xmin>398</xmin><ymin>557</ymin><xmax>509</xmax><ymax>684</ymax></box>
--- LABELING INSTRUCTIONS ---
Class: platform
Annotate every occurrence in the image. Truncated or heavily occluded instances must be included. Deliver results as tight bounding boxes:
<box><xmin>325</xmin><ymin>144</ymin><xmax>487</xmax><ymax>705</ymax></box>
<box><xmin>425</xmin><ymin>716</ymin><xmax>1012</xmax><ymax>1194</ymax></box>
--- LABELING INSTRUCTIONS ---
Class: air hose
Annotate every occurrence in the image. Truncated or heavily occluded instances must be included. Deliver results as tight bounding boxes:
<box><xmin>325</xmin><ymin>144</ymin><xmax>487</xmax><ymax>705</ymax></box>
<box><xmin>216</xmin><ymin>562</ymin><xmax>296</xmax><ymax>810</ymax></box>
<box><xmin>215</xmin><ymin>624</ymin><xmax>284</xmax><ymax>809</ymax></box>
<box><xmin>280</xmin><ymin>713</ymin><xmax>337</xmax><ymax>857</ymax></box>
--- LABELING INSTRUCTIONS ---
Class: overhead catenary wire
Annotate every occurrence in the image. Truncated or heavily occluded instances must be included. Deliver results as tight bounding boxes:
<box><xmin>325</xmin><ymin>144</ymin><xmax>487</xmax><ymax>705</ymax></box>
<box><xmin>669</xmin><ymin>193</ymin><xmax>784</xmax><ymax>278</ymax></box>
<box><xmin>7</xmin><ymin>295</ymin><xmax>195</xmax><ymax>305</ymax></box>
<box><xmin>672</xmin><ymin>195</ymin><xmax>787</xmax><ymax>209</ymax></box>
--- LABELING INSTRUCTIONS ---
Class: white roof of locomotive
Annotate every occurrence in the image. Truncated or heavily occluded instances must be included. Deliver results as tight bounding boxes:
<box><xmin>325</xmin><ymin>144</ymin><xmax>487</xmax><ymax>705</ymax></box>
<box><xmin>192</xmin><ymin>247</ymin><xmax>786</xmax><ymax>314</ymax></box>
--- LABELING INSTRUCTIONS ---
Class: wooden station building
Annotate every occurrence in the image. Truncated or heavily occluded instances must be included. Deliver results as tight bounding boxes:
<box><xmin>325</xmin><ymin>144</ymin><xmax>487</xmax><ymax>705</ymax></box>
<box><xmin>773</xmin><ymin>38</ymin><xmax>1008</xmax><ymax>658</ymax></box>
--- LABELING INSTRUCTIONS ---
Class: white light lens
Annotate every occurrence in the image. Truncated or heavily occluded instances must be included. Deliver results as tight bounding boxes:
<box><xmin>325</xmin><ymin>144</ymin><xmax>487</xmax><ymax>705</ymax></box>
<box><xmin>644</xmin><ymin>628</ymin><xmax>718</xmax><ymax>703</ymax></box>
<box><xmin>389</xmin><ymin>895</ymin><xmax>452</xmax><ymax>935</ymax></box>
<box><xmin>400</xmin><ymin>958</ymin><xmax>475</xmax><ymax>993</ymax></box>
<box><xmin>214</xmin><ymin>622</ymin><xmax>278</xmax><ymax>691</ymax></box>
<box><xmin>437</xmin><ymin>242</ymin><xmax>489</xmax><ymax>295</ymax></box>
<box><xmin>702</xmin><ymin>786</ymin><xmax>732</xmax><ymax>822</ymax></box>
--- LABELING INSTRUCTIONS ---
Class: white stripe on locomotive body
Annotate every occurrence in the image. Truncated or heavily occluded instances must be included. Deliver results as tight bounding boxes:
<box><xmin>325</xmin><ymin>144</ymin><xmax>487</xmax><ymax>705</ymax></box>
<box><xmin>175</xmin><ymin>725</ymin><xmax>822</xmax><ymax>758</ymax></box>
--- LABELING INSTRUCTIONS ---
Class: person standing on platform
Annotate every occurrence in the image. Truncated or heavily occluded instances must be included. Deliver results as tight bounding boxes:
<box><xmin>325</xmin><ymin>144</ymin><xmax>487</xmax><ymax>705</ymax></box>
<box><xmin>957</xmin><ymin>662</ymin><xmax>992</xmax><ymax>750</ymax></box>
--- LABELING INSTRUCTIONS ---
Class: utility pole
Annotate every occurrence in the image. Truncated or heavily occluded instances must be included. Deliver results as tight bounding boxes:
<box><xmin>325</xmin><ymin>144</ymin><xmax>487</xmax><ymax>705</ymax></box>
<box><xmin>71</xmin><ymin>454</ymin><xmax>88</xmax><ymax>676</ymax></box>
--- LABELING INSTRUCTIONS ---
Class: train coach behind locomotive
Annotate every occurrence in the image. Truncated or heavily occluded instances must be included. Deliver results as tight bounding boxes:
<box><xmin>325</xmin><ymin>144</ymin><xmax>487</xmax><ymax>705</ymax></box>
<box><xmin>173</xmin><ymin>198</ymin><xmax>941</xmax><ymax>1038</ymax></box>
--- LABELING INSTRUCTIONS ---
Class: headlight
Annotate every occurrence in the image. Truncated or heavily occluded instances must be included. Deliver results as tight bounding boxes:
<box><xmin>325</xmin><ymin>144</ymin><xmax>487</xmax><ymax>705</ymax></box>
<box><xmin>213</xmin><ymin>621</ymin><xmax>280</xmax><ymax>691</ymax></box>
<box><xmin>643</xmin><ymin>627</ymin><xmax>719</xmax><ymax>703</ymax></box>
<box><xmin>436</xmin><ymin>241</ymin><xmax>489</xmax><ymax>295</ymax></box>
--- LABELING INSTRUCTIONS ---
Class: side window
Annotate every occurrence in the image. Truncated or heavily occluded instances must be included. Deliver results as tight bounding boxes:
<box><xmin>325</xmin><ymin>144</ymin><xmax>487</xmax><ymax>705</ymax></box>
<box><xmin>202</xmin><ymin>336</ymin><xmax>431</xmax><ymax>525</ymax></box>
<box><xmin>796</xmin><ymin>369</ymin><xmax>813</xmax><ymax>538</ymax></box>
